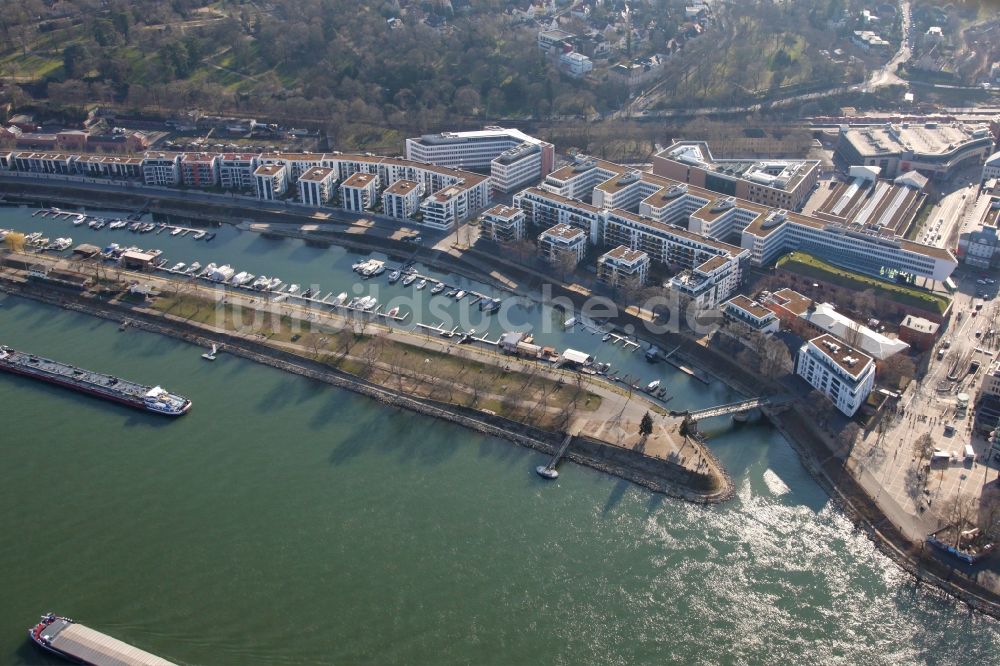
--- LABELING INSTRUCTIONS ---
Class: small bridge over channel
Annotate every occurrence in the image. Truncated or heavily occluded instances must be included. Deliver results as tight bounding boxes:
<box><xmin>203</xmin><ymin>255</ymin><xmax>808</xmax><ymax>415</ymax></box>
<box><xmin>671</xmin><ymin>395</ymin><xmax>794</xmax><ymax>422</ymax></box>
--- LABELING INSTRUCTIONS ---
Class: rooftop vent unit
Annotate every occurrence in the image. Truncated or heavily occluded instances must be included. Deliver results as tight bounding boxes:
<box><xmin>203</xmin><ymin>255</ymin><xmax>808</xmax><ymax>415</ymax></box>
<box><xmin>663</xmin><ymin>183</ymin><xmax>688</xmax><ymax>199</ymax></box>
<box><xmin>710</xmin><ymin>196</ymin><xmax>736</xmax><ymax>213</ymax></box>
<box><xmin>761</xmin><ymin>209</ymin><xmax>788</xmax><ymax>229</ymax></box>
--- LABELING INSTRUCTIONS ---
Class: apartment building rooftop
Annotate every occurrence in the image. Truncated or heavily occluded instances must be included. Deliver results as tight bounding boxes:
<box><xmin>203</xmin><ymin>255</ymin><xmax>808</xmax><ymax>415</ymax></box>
<box><xmin>253</xmin><ymin>163</ymin><xmax>285</xmax><ymax>176</ymax></box>
<box><xmin>77</xmin><ymin>155</ymin><xmax>144</xmax><ymax>165</ymax></box>
<box><xmin>542</xmin><ymin>223</ymin><xmax>587</xmax><ymax>241</ymax></box>
<box><xmin>808</xmin><ymin>333</ymin><xmax>874</xmax><ymax>379</ymax></box>
<box><xmin>299</xmin><ymin>166</ymin><xmax>335</xmax><ymax>182</ymax></box>
<box><xmin>726</xmin><ymin>294</ymin><xmax>774</xmax><ymax>320</ymax></box>
<box><xmin>341</xmin><ymin>172</ymin><xmax>377</xmax><ymax>188</ymax></box>
<box><xmin>603</xmin><ymin>245</ymin><xmax>648</xmax><ymax>263</ymax></box>
<box><xmin>483</xmin><ymin>204</ymin><xmax>521</xmax><ymax>219</ymax></box>
<box><xmin>383</xmin><ymin>179</ymin><xmax>420</xmax><ymax>195</ymax></box>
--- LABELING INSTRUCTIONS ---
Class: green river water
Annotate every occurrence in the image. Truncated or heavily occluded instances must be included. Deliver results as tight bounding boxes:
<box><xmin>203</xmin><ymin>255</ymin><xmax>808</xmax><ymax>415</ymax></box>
<box><xmin>1</xmin><ymin>205</ymin><xmax>999</xmax><ymax>664</ymax></box>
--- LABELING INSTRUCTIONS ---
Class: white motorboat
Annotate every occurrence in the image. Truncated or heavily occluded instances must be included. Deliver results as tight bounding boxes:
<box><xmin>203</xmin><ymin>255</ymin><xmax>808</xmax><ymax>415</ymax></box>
<box><xmin>185</xmin><ymin>262</ymin><xmax>201</xmax><ymax>274</ymax></box>
<box><xmin>169</xmin><ymin>262</ymin><xmax>186</xmax><ymax>272</ymax></box>
<box><xmin>170</xmin><ymin>227</ymin><xmax>183</xmax><ymax>236</ymax></box>
<box><xmin>454</xmin><ymin>290</ymin><xmax>466</xmax><ymax>299</ymax></box>
<box><xmin>230</xmin><ymin>271</ymin><xmax>249</xmax><ymax>285</ymax></box>
<box><xmin>201</xmin><ymin>344</ymin><xmax>218</xmax><ymax>361</ymax></box>
<box><xmin>402</xmin><ymin>274</ymin><xmax>417</xmax><ymax>286</ymax></box>
<box><xmin>333</xmin><ymin>292</ymin><xmax>348</xmax><ymax>306</ymax></box>
<box><xmin>267</xmin><ymin>277</ymin><xmax>282</xmax><ymax>290</ymax></box>
<box><xmin>287</xmin><ymin>284</ymin><xmax>301</xmax><ymax>295</ymax></box>
<box><xmin>73</xmin><ymin>216</ymin><xmax>86</xmax><ymax>226</ymax></box>
<box><xmin>193</xmin><ymin>231</ymin><xmax>206</xmax><ymax>240</ymax></box>
<box><xmin>387</xmin><ymin>306</ymin><xmax>400</xmax><ymax>317</ymax></box>
<box><xmin>416</xmin><ymin>279</ymin><xmax>427</xmax><ymax>290</ymax></box>
<box><xmin>646</xmin><ymin>380</ymin><xmax>660</xmax><ymax>392</ymax></box>
<box><xmin>251</xmin><ymin>275</ymin><xmax>269</xmax><ymax>289</ymax></box>
<box><xmin>199</xmin><ymin>262</ymin><xmax>218</xmax><ymax>278</ymax></box>
<box><xmin>431</xmin><ymin>282</ymin><xmax>446</xmax><ymax>294</ymax></box>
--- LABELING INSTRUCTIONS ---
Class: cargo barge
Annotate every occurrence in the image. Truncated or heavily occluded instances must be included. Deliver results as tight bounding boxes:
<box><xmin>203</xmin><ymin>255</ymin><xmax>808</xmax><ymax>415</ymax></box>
<box><xmin>0</xmin><ymin>346</ymin><xmax>191</xmax><ymax>416</ymax></box>
<box><xmin>29</xmin><ymin>613</ymin><xmax>176</xmax><ymax>665</ymax></box>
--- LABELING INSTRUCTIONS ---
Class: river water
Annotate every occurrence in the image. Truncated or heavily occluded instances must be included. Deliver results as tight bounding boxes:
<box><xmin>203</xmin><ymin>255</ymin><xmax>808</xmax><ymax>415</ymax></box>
<box><xmin>1</xmin><ymin>205</ymin><xmax>998</xmax><ymax>664</ymax></box>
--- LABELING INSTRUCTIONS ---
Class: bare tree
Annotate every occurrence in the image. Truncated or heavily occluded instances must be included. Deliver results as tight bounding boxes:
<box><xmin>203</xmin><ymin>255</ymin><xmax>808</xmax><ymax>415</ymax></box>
<box><xmin>913</xmin><ymin>432</ymin><xmax>935</xmax><ymax>467</ymax></box>
<box><xmin>879</xmin><ymin>354</ymin><xmax>916</xmax><ymax>391</ymax></box>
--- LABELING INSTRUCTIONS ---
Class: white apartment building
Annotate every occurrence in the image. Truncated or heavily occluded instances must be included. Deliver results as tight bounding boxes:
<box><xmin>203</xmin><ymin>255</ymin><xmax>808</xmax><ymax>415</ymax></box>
<box><xmin>297</xmin><ymin>166</ymin><xmax>336</xmax><ymax>206</ymax></box>
<box><xmin>538</xmin><ymin>223</ymin><xmax>587</xmax><ymax>265</ymax></box>
<box><xmin>142</xmin><ymin>152</ymin><xmax>181</xmax><ymax>186</ymax></box>
<box><xmin>559</xmin><ymin>51</ymin><xmax>593</xmax><ymax>78</ymax></box>
<box><xmin>76</xmin><ymin>155</ymin><xmax>143</xmax><ymax>179</ymax></box>
<box><xmin>480</xmin><ymin>204</ymin><xmax>526</xmax><ymax>243</ymax></box>
<box><xmin>597</xmin><ymin>246</ymin><xmax>650</xmax><ymax>287</ymax></box>
<box><xmin>796</xmin><ymin>334</ymin><xmax>876</xmax><ymax>416</ymax></box>
<box><xmin>722</xmin><ymin>295</ymin><xmax>780</xmax><ymax>334</ymax></box>
<box><xmin>218</xmin><ymin>153</ymin><xmax>258</xmax><ymax>191</ymax></box>
<box><xmin>254</xmin><ymin>163</ymin><xmax>287</xmax><ymax>201</ymax></box>
<box><xmin>12</xmin><ymin>152</ymin><xmax>77</xmax><ymax>174</ymax></box>
<box><xmin>419</xmin><ymin>184</ymin><xmax>468</xmax><ymax>230</ymax></box>
<box><xmin>340</xmin><ymin>172</ymin><xmax>379</xmax><ymax>212</ymax></box>
<box><xmin>381</xmin><ymin>179</ymin><xmax>424</xmax><ymax>219</ymax></box>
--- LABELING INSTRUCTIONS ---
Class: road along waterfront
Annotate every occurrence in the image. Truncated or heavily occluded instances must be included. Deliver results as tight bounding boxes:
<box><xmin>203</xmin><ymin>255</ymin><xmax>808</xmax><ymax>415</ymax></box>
<box><xmin>1</xmin><ymin>291</ymin><xmax>998</xmax><ymax>664</ymax></box>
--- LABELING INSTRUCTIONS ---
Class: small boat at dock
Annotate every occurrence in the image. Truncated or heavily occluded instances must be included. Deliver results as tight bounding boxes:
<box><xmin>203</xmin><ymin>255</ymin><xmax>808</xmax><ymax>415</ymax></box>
<box><xmin>388</xmin><ymin>270</ymin><xmax>401</xmax><ymax>284</ymax></box>
<box><xmin>202</xmin><ymin>344</ymin><xmax>218</xmax><ymax>361</ymax></box>
<box><xmin>431</xmin><ymin>282</ymin><xmax>446</xmax><ymax>294</ymax></box>
<box><xmin>536</xmin><ymin>465</ymin><xmax>559</xmax><ymax>480</ymax></box>
<box><xmin>402</xmin><ymin>274</ymin><xmax>417</xmax><ymax>287</ymax></box>
<box><xmin>454</xmin><ymin>290</ymin><xmax>466</xmax><ymax>299</ymax></box>
<box><xmin>416</xmin><ymin>279</ymin><xmax>427</xmax><ymax>290</ymax></box>
<box><xmin>170</xmin><ymin>227</ymin><xmax>183</xmax><ymax>236</ymax></box>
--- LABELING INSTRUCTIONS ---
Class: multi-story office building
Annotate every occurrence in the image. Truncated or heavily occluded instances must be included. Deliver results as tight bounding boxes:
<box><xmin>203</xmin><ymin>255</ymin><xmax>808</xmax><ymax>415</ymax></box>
<box><xmin>179</xmin><ymin>152</ymin><xmax>219</xmax><ymax>188</ymax></box>
<box><xmin>653</xmin><ymin>141</ymin><xmax>819</xmax><ymax>211</ymax></box>
<box><xmin>142</xmin><ymin>152</ymin><xmax>181</xmax><ymax>186</ymax></box>
<box><xmin>957</xmin><ymin>181</ymin><xmax>1000</xmax><ymax>269</ymax></box>
<box><xmin>796</xmin><ymin>334</ymin><xmax>876</xmax><ymax>416</ymax></box>
<box><xmin>340</xmin><ymin>172</ymin><xmax>379</xmax><ymax>212</ymax></box>
<box><xmin>297</xmin><ymin>166</ymin><xmax>336</xmax><ymax>206</ymax></box>
<box><xmin>218</xmin><ymin>153</ymin><xmax>258</xmax><ymax>191</ymax></box>
<box><xmin>491</xmin><ymin>143</ymin><xmax>548</xmax><ymax>193</ymax></box>
<box><xmin>479</xmin><ymin>205</ymin><xmax>526</xmax><ymax>243</ymax></box>
<box><xmin>254</xmin><ymin>163</ymin><xmax>287</xmax><ymax>201</ymax></box>
<box><xmin>597</xmin><ymin>246</ymin><xmax>650</xmax><ymax>287</ymax></box>
<box><xmin>538</xmin><ymin>224</ymin><xmax>587</xmax><ymax>265</ymax></box>
<box><xmin>381</xmin><ymin>179</ymin><xmax>424</xmax><ymax>219</ymax></box>
<box><xmin>835</xmin><ymin>121</ymin><xmax>994</xmax><ymax>180</ymax></box>
<box><xmin>405</xmin><ymin>127</ymin><xmax>554</xmax><ymax>193</ymax></box>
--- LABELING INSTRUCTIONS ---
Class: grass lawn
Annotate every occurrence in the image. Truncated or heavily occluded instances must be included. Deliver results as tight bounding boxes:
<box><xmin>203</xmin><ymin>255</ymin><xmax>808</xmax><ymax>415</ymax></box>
<box><xmin>776</xmin><ymin>251</ymin><xmax>951</xmax><ymax>315</ymax></box>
